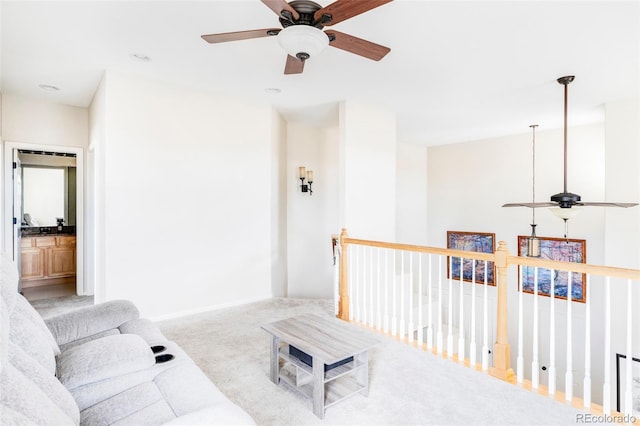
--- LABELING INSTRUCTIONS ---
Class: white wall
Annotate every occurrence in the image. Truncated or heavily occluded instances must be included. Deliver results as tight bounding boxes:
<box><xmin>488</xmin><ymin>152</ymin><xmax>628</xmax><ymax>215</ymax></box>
<box><xmin>1</xmin><ymin>94</ymin><xmax>88</xmax><ymax>148</ymax></box>
<box><xmin>95</xmin><ymin>72</ymin><xmax>273</xmax><ymax>318</ymax></box>
<box><xmin>396</xmin><ymin>142</ymin><xmax>428</xmax><ymax>245</ymax></box>
<box><xmin>339</xmin><ymin>101</ymin><xmax>397</xmax><ymax>241</ymax></box>
<box><xmin>603</xmin><ymin>98</ymin><xmax>640</xmax><ymax>393</ymax></box>
<box><xmin>286</xmin><ymin>122</ymin><xmax>339</xmax><ymax>298</ymax></box>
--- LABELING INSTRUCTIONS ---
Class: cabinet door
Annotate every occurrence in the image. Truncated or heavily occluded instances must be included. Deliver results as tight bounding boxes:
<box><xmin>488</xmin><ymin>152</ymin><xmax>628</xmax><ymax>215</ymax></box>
<box><xmin>21</xmin><ymin>247</ymin><xmax>45</xmax><ymax>280</ymax></box>
<box><xmin>47</xmin><ymin>247</ymin><xmax>76</xmax><ymax>278</ymax></box>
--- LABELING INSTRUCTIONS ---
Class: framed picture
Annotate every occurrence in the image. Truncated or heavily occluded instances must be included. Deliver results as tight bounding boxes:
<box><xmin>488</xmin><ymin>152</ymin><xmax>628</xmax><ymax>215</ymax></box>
<box><xmin>616</xmin><ymin>353</ymin><xmax>640</xmax><ymax>417</ymax></box>
<box><xmin>447</xmin><ymin>231</ymin><xmax>495</xmax><ymax>285</ymax></box>
<box><xmin>517</xmin><ymin>236</ymin><xmax>586</xmax><ymax>303</ymax></box>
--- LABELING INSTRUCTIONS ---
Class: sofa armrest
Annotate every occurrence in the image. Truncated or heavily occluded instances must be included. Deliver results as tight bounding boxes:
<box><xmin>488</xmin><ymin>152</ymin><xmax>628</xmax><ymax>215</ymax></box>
<box><xmin>45</xmin><ymin>300</ymin><xmax>140</xmax><ymax>346</ymax></box>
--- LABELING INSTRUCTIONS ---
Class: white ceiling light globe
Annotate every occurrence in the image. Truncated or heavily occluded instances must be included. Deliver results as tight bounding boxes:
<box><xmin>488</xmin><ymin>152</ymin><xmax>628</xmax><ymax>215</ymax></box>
<box><xmin>277</xmin><ymin>25</ymin><xmax>329</xmax><ymax>61</ymax></box>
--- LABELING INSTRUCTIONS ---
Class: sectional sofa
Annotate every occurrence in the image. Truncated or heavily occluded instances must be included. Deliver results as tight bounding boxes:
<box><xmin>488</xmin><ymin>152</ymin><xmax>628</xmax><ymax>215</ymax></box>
<box><xmin>0</xmin><ymin>253</ymin><xmax>255</xmax><ymax>425</ymax></box>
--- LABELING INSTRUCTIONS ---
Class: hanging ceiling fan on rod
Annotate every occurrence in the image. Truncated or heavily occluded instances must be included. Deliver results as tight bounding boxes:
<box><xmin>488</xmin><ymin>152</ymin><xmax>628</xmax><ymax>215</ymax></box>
<box><xmin>201</xmin><ymin>0</ymin><xmax>393</xmax><ymax>74</ymax></box>
<box><xmin>503</xmin><ymin>75</ymin><xmax>638</xmax><ymax>219</ymax></box>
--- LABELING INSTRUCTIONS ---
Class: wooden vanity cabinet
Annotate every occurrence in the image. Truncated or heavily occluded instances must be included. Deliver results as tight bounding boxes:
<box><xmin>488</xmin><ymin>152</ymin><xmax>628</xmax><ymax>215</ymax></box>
<box><xmin>20</xmin><ymin>236</ymin><xmax>76</xmax><ymax>287</ymax></box>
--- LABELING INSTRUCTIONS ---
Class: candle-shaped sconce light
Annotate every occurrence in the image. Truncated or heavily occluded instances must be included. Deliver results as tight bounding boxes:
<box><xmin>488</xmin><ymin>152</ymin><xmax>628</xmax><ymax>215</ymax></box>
<box><xmin>298</xmin><ymin>166</ymin><xmax>314</xmax><ymax>195</ymax></box>
<box><xmin>306</xmin><ymin>170</ymin><xmax>313</xmax><ymax>195</ymax></box>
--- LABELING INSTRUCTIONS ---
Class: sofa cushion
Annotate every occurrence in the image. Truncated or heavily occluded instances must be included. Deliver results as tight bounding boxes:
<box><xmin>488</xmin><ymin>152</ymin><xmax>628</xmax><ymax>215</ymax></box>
<box><xmin>0</xmin><ymin>363</ymin><xmax>76</xmax><ymax>425</ymax></box>
<box><xmin>80</xmin><ymin>381</ymin><xmax>174</xmax><ymax>426</ymax></box>
<box><xmin>9</xmin><ymin>342</ymin><xmax>80</xmax><ymax>424</ymax></box>
<box><xmin>9</xmin><ymin>296</ymin><xmax>60</xmax><ymax>374</ymax></box>
<box><xmin>80</xmin><ymin>363</ymin><xmax>256</xmax><ymax>426</ymax></box>
<box><xmin>57</xmin><ymin>333</ymin><xmax>155</xmax><ymax>390</ymax></box>
<box><xmin>69</xmin><ymin>341</ymin><xmax>193</xmax><ymax>411</ymax></box>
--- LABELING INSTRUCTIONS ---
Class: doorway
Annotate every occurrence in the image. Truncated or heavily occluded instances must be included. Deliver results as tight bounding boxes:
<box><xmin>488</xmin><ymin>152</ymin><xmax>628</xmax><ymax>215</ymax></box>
<box><xmin>3</xmin><ymin>142</ymin><xmax>85</xmax><ymax>299</ymax></box>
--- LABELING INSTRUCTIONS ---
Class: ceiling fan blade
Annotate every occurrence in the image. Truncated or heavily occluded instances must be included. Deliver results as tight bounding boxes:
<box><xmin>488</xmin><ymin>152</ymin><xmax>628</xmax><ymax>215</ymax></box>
<box><xmin>502</xmin><ymin>202</ymin><xmax>558</xmax><ymax>208</ymax></box>
<box><xmin>201</xmin><ymin>28</ymin><xmax>280</xmax><ymax>44</ymax></box>
<box><xmin>261</xmin><ymin>0</ymin><xmax>300</xmax><ymax>20</ymax></box>
<box><xmin>579</xmin><ymin>202</ymin><xmax>639</xmax><ymax>208</ymax></box>
<box><xmin>284</xmin><ymin>55</ymin><xmax>304</xmax><ymax>74</ymax></box>
<box><xmin>315</xmin><ymin>0</ymin><xmax>393</xmax><ymax>26</ymax></box>
<box><xmin>326</xmin><ymin>30</ymin><xmax>390</xmax><ymax>61</ymax></box>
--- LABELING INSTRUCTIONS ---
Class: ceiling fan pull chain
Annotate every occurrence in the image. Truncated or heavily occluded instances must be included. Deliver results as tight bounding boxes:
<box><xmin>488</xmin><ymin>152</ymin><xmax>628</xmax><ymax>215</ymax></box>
<box><xmin>563</xmin><ymin>219</ymin><xmax>569</xmax><ymax>241</ymax></box>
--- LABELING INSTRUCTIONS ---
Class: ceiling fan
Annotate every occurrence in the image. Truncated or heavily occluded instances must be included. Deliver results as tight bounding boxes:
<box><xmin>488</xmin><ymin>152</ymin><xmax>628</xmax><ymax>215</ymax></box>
<box><xmin>503</xmin><ymin>75</ymin><xmax>638</xmax><ymax>215</ymax></box>
<box><xmin>201</xmin><ymin>0</ymin><xmax>392</xmax><ymax>74</ymax></box>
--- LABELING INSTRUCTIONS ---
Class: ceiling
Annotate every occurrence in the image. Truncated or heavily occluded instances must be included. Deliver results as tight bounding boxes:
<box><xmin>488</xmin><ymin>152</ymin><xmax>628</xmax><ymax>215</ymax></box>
<box><xmin>1</xmin><ymin>0</ymin><xmax>638</xmax><ymax>146</ymax></box>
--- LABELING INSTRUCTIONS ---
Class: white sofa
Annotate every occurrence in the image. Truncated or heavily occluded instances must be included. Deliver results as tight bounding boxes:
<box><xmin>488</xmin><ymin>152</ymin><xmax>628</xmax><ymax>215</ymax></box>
<box><xmin>0</xmin><ymin>253</ymin><xmax>255</xmax><ymax>425</ymax></box>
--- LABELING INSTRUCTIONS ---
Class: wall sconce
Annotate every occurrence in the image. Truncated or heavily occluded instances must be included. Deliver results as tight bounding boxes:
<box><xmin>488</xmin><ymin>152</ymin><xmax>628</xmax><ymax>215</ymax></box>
<box><xmin>298</xmin><ymin>166</ymin><xmax>314</xmax><ymax>195</ymax></box>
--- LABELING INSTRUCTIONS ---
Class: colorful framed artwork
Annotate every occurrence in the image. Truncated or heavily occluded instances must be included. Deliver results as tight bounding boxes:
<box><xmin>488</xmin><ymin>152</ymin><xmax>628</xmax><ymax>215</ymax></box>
<box><xmin>517</xmin><ymin>236</ymin><xmax>586</xmax><ymax>303</ymax></box>
<box><xmin>446</xmin><ymin>231</ymin><xmax>495</xmax><ymax>285</ymax></box>
<box><xmin>616</xmin><ymin>353</ymin><xmax>640</xmax><ymax>417</ymax></box>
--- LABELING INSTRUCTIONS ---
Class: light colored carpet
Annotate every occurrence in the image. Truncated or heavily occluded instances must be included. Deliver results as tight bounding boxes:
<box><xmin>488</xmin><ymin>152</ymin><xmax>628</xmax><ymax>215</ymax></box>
<box><xmin>157</xmin><ymin>298</ymin><xmax>584</xmax><ymax>425</ymax></box>
<box><xmin>29</xmin><ymin>294</ymin><xmax>94</xmax><ymax>318</ymax></box>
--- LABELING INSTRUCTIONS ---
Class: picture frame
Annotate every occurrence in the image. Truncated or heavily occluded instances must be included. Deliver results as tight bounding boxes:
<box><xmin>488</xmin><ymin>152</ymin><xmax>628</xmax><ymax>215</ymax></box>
<box><xmin>446</xmin><ymin>231</ymin><xmax>495</xmax><ymax>285</ymax></box>
<box><xmin>517</xmin><ymin>236</ymin><xmax>586</xmax><ymax>303</ymax></box>
<box><xmin>616</xmin><ymin>353</ymin><xmax>640</xmax><ymax>417</ymax></box>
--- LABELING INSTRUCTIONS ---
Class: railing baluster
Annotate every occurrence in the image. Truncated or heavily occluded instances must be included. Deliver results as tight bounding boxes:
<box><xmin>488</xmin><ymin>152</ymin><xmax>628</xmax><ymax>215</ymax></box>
<box><xmin>348</xmin><ymin>242</ymin><xmax>354</xmax><ymax>321</ymax></box>
<box><xmin>400</xmin><ymin>251</ymin><xmax>406</xmax><ymax>338</ymax></box>
<box><xmin>447</xmin><ymin>256</ymin><xmax>454</xmax><ymax>357</ymax></box>
<box><xmin>392</xmin><ymin>252</ymin><xmax>397</xmax><ymax>337</ymax></box>
<box><xmin>362</xmin><ymin>246</ymin><xmax>368</xmax><ymax>325</ymax></box>
<box><xmin>549</xmin><ymin>271</ymin><xmax>556</xmax><ymax>396</ymax></box>
<box><xmin>369</xmin><ymin>246</ymin><xmax>374</xmax><ymax>327</ymax></box>
<box><xmin>376</xmin><ymin>248</ymin><xmax>382</xmax><ymax>331</ymax></box>
<box><xmin>602</xmin><ymin>276</ymin><xmax>611</xmax><ymax>414</ymax></box>
<box><xmin>583</xmin><ymin>274</ymin><xmax>591</xmax><ymax>409</ymax></box>
<box><xmin>470</xmin><ymin>261</ymin><xmax>477</xmax><ymax>367</ymax></box>
<box><xmin>408</xmin><ymin>252</ymin><xmax>414</xmax><ymax>342</ymax></box>
<box><xmin>624</xmin><ymin>279</ymin><xmax>633</xmax><ymax>415</ymax></box>
<box><xmin>437</xmin><ymin>255</ymin><xmax>444</xmax><ymax>355</ymax></box>
<box><xmin>354</xmin><ymin>245</ymin><xmax>359</xmax><ymax>322</ymax></box>
<box><xmin>565</xmin><ymin>271</ymin><xmax>573</xmax><ymax>402</ymax></box>
<box><xmin>384</xmin><ymin>249</ymin><xmax>389</xmax><ymax>333</ymax></box>
<box><xmin>427</xmin><ymin>254</ymin><xmax>433</xmax><ymax>350</ymax></box>
<box><xmin>517</xmin><ymin>265</ymin><xmax>524</xmax><ymax>384</ymax></box>
<box><xmin>532</xmin><ymin>267</ymin><xmax>539</xmax><ymax>390</ymax></box>
<box><xmin>482</xmin><ymin>261</ymin><xmax>488</xmax><ymax>371</ymax></box>
<box><xmin>417</xmin><ymin>253</ymin><xmax>424</xmax><ymax>346</ymax></box>
<box><xmin>458</xmin><ymin>256</ymin><xmax>465</xmax><ymax>362</ymax></box>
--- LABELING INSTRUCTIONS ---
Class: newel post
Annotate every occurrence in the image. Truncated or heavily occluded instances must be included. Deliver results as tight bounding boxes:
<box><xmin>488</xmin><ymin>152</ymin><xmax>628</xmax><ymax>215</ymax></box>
<box><xmin>338</xmin><ymin>228</ymin><xmax>350</xmax><ymax>321</ymax></box>
<box><xmin>489</xmin><ymin>241</ymin><xmax>515</xmax><ymax>383</ymax></box>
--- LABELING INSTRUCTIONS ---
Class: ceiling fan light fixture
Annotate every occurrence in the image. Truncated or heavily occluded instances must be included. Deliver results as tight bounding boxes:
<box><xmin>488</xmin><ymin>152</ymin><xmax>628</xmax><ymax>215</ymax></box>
<box><xmin>549</xmin><ymin>206</ymin><xmax>582</xmax><ymax>221</ymax></box>
<box><xmin>277</xmin><ymin>25</ymin><xmax>329</xmax><ymax>61</ymax></box>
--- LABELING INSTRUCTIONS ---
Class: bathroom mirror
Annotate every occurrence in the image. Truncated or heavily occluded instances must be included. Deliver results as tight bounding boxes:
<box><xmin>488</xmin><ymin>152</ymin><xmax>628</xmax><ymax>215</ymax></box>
<box><xmin>19</xmin><ymin>151</ymin><xmax>77</xmax><ymax>227</ymax></box>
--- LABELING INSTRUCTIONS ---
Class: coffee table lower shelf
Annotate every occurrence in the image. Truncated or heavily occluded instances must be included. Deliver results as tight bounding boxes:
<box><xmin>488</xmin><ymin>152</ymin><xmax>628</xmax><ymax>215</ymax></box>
<box><xmin>277</xmin><ymin>345</ymin><xmax>368</xmax><ymax>411</ymax></box>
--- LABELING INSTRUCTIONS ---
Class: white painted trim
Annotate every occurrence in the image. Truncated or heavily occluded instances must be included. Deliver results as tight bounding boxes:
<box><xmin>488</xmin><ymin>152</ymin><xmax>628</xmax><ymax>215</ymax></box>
<box><xmin>3</xmin><ymin>141</ymin><xmax>86</xmax><ymax>295</ymax></box>
<box><xmin>149</xmin><ymin>296</ymin><xmax>272</xmax><ymax>322</ymax></box>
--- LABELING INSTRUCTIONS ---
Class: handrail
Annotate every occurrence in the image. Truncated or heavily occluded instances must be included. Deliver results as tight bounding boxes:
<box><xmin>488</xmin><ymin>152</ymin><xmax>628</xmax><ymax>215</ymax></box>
<box><xmin>342</xmin><ymin>237</ymin><xmax>495</xmax><ymax>262</ymax></box>
<box><xmin>509</xmin><ymin>255</ymin><xmax>640</xmax><ymax>280</ymax></box>
<box><xmin>334</xmin><ymin>233</ymin><xmax>640</xmax><ymax>280</ymax></box>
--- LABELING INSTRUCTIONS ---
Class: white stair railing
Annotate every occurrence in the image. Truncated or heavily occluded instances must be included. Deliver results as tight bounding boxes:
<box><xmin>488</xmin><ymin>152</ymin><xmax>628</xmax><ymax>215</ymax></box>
<box><xmin>333</xmin><ymin>229</ymin><xmax>639</xmax><ymax>418</ymax></box>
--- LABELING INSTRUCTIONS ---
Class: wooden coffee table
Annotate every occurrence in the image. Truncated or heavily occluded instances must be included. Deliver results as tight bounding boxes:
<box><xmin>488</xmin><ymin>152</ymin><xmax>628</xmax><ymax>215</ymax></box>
<box><xmin>261</xmin><ymin>313</ymin><xmax>379</xmax><ymax>419</ymax></box>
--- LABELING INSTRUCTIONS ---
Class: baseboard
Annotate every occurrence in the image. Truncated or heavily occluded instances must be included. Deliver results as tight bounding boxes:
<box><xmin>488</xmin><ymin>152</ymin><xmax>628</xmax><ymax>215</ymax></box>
<box><xmin>149</xmin><ymin>296</ymin><xmax>272</xmax><ymax>322</ymax></box>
